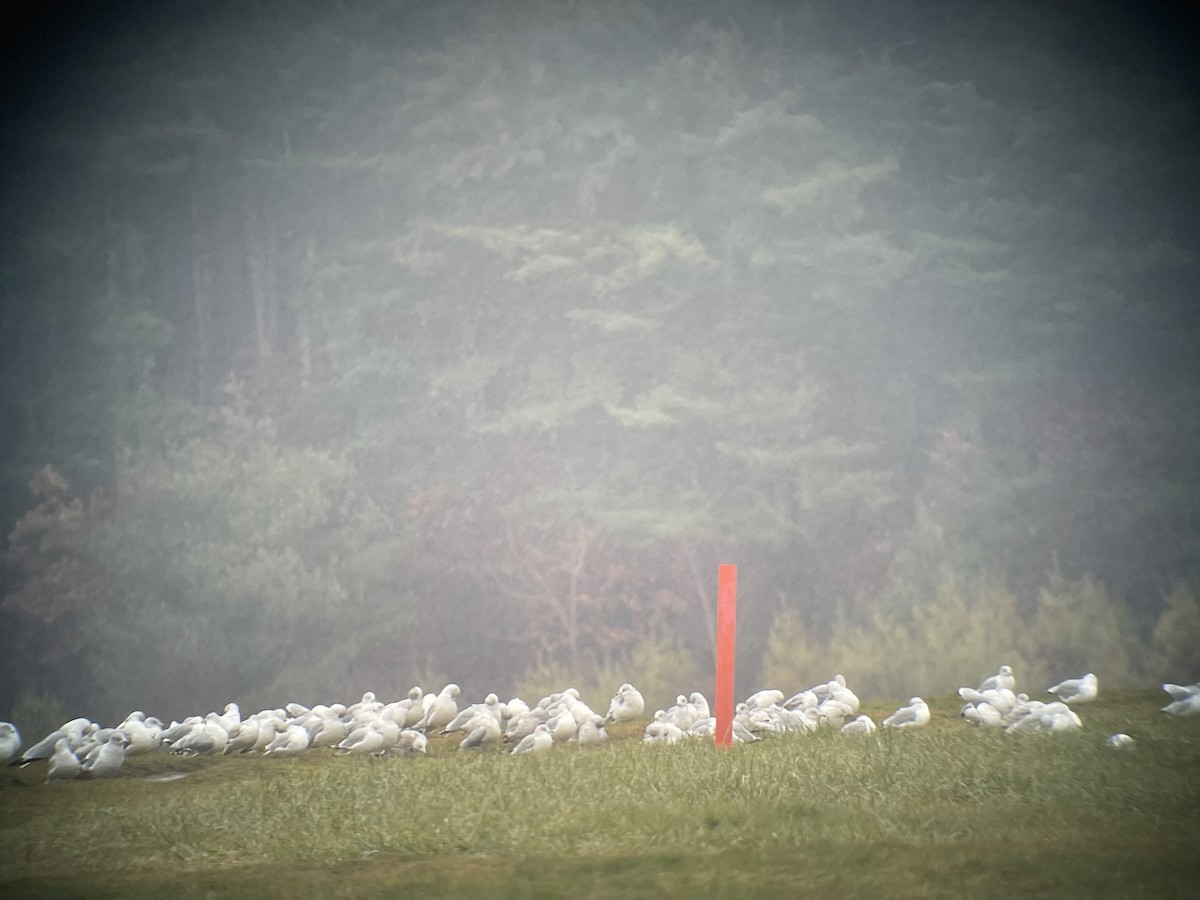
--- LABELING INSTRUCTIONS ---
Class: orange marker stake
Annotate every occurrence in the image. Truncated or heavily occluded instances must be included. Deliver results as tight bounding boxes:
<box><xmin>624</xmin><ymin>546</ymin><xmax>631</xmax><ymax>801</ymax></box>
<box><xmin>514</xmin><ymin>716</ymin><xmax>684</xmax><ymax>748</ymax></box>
<box><xmin>715</xmin><ymin>563</ymin><xmax>737</xmax><ymax>747</ymax></box>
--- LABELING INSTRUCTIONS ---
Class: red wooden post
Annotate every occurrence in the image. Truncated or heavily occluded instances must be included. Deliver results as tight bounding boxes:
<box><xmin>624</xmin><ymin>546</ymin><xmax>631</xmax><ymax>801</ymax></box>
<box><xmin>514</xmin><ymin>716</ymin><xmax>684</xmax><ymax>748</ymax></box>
<box><xmin>715</xmin><ymin>563</ymin><xmax>737</xmax><ymax>747</ymax></box>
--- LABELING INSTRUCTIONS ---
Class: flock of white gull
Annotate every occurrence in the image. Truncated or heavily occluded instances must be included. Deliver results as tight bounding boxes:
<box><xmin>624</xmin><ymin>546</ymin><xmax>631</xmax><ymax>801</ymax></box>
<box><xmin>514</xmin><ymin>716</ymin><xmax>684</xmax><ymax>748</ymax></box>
<box><xmin>2</xmin><ymin>668</ymin><xmax>1197</xmax><ymax>782</ymax></box>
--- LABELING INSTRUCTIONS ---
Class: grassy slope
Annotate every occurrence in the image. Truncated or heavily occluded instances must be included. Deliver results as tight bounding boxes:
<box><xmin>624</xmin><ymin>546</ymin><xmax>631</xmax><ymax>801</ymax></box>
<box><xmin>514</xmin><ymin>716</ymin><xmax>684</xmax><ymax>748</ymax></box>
<box><xmin>1</xmin><ymin>692</ymin><xmax>1197</xmax><ymax>899</ymax></box>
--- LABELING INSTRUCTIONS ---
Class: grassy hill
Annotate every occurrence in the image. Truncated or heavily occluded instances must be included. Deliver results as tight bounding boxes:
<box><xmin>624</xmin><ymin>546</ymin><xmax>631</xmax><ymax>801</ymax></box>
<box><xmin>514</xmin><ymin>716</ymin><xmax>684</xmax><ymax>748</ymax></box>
<box><xmin>2</xmin><ymin>691</ymin><xmax>1197</xmax><ymax>898</ymax></box>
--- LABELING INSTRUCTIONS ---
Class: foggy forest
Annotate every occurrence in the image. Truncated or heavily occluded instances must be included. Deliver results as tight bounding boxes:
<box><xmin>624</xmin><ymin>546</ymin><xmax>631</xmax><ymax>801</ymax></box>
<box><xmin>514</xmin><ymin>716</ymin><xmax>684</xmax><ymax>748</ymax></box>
<box><xmin>2</xmin><ymin>0</ymin><xmax>1199</xmax><ymax>729</ymax></box>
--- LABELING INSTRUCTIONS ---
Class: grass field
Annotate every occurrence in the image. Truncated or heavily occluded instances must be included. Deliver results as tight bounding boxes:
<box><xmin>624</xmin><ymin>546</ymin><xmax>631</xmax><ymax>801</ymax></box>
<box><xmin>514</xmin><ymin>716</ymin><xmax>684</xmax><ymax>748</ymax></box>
<box><xmin>2</xmin><ymin>691</ymin><xmax>1198</xmax><ymax>898</ymax></box>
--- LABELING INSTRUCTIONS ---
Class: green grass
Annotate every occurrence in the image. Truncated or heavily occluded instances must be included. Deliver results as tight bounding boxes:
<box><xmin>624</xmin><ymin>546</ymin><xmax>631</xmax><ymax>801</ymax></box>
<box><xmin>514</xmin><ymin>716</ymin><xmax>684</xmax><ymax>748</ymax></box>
<box><xmin>2</xmin><ymin>691</ymin><xmax>1198</xmax><ymax>898</ymax></box>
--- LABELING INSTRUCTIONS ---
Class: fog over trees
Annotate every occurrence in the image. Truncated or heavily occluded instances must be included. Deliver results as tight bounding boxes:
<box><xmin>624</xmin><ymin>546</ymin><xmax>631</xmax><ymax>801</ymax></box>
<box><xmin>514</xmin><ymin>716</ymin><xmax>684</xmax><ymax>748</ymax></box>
<box><xmin>2</xmin><ymin>0</ymin><xmax>1199</xmax><ymax>726</ymax></box>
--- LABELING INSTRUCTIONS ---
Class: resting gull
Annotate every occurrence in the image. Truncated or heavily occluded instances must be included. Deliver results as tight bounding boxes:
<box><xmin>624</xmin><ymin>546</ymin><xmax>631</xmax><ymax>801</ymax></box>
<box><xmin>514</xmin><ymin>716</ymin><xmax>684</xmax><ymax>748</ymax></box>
<box><xmin>688</xmin><ymin>715</ymin><xmax>758</xmax><ymax>742</ymax></box>
<box><xmin>121</xmin><ymin>717</ymin><xmax>164</xmax><ymax>756</ymax></box>
<box><xmin>643</xmin><ymin>717</ymin><xmax>686</xmax><ymax>744</ymax></box>
<box><xmin>459</xmin><ymin>713</ymin><xmax>502</xmax><ymax>750</ymax></box>
<box><xmin>380</xmin><ymin>689</ymin><xmax>423</xmax><ymax>729</ymax></box>
<box><xmin>961</xmin><ymin>702</ymin><xmax>1004</xmax><ymax>728</ymax></box>
<box><xmin>1162</xmin><ymin>693</ymin><xmax>1200</xmax><ymax>716</ymax></box>
<box><xmin>744</xmin><ymin>689</ymin><xmax>785</xmax><ymax>711</ymax></box>
<box><xmin>958</xmin><ymin>687</ymin><xmax>1017</xmax><ymax>714</ymax></box>
<box><xmin>336</xmin><ymin>724</ymin><xmax>386</xmax><ymax>756</ymax></box>
<box><xmin>264</xmin><ymin>724</ymin><xmax>310</xmax><ymax>757</ymax></box>
<box><xmin>841</xmin><ymin>715</ymin><xmax>876</xmax><ymax>735</ymax></box>
<box><xmin>309</xmin><ymin>713</ymin><xmax>350</xmax><ymax>749</ymax></box>
<box><xmin>393</xmin><ymin>729</ymin><xmax>427</xmax><ymax>755</ymax></box>
<box><xmin>1161</xmin><ymin>683</ymin><xmax>1200</xmax><ymax>716</ymax></box>
<box><xmin>511</xmin><ymin>723</ymin><xmax>554</xmax><ymax>755</ymax></box>
<box><xmin>444</xmin><ymin>694</ymin><xmax>504</xmax><ymax>734</ymax></box>
<box><xmin>160</xmin><ymin>716</ymin><xmax>203</xmax><ymax>749</ymax></box>
<box><xmin>505</xmin><ymin>708</ymin><xmax>548</xmax><ymax>743</ymax></box>
<box><xmin>818</xmin><ymin>697</ymin><xmax>853</xmax><ymax>728</ymax></box>
<box><xmin>11</xmin><ymin>718</ymin><xmax>91</xmax><ymax>767</ymax></box>
<box><xmin>977</xmin><ymin>665</ymin><xmax>1017</xmax><ymax>693</ymax></box>
<box><xmin>419</xmin><ymin>684</ymin><xmax>461</xmax><ymax>732</ymax></box>
<box><xmin>802</xmin><ymin>674</ymin><xmax>847</xmax><ymax>703</ymax></box>
<box><xmin>47</xmin><ymin>738</ymin><xmax>82</xmax><ymax>782</ymax></box>
<box><xmin>783</xmin><ymin>706</ymin><xmax>821</xmax><ymax>733</ymax></box>
<box><xmin>171</xmin><ymin>714</ymin><xmax>230</xmax><ymax>756</ymax></box>
<box><xmin>883</xmin><ymin>697</ymin><xmax>930</xmax><ymax>729</ymax></box>
<box><xmin>225</xmin><ymin>715</ymin><xmax>265</xmax><ymax>754</ymax></box>
<box><xmin>347</xmin><ymin>691</ymin><xmax>383</xmax><ymax>720</ymax></box>
<box><xmin>605</xmin><ymin>683</ymin><xmax>645</xmax><ymax>724</ymax></box>
<box><xmin>664</xmin><ymin>695</ymin><xmax>696</xmax><ymax>731</ymax></box>
<box><xmin>577</xmin><ymin>714</ymin><xmax>608</xmax><ymax>747</ymax></box>
<box><xmin>82</xmin><ymin>732</ymin><xmax>128</xmax><ymax>778</ymax></box>
<box><xmin>0</xmin><ymin>723</ymin><xmax>20</xmax><ymax>765</ymax></box>
<box><xmin>1162</xmin><ymin>682</ymin><xmax>1200</xmax><ymax>701</ymax></box>
<box><xmin>1048</xmin><ymin>673</ymin><xmax>1098</xmax><ymax>705</ymax></box>
<box><xmin>503</xmin><ymin>697</ymin><xmax>531</xmax><ymax>720</ymax></box>
<box><xmin>548</xmin><ymin>712</ymin><xmax>578</xmax><ymax>743</ymax></box>
<box><xmin>251</xmin><ymin>716</ymin><xmax>285</xmax><ymax>752</ymax></box>
<box><xmin>215</xmin><ymin>702</ymin><xmax>241</xmax><ymax>733</ymax></box>
<box><xmin>783</xmin><ymin>690</ymin><xmax>819</xmax><ymax>711</ymax></box>
<box><xmin>1042</xmin><ymin>702</ymin><xmax>1083</xmax><ymax>732</ymax></box>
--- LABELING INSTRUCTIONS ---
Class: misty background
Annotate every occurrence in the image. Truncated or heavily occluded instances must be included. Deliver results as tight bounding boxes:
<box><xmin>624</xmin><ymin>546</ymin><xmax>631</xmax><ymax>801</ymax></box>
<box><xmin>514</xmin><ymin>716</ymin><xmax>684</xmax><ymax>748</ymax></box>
<box><xmin>2</xmin><ymin>0</ymin><xmax>1199</xmax><ymax>728</ymax></box>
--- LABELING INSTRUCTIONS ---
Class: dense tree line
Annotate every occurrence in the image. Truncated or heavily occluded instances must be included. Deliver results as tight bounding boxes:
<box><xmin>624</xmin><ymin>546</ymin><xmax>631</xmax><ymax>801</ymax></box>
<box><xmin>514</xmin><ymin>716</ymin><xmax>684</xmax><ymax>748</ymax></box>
<box><xmin>2</xmin><ymin>0</ymin><xmax>1199</xmax><ymax>727</ymax></box>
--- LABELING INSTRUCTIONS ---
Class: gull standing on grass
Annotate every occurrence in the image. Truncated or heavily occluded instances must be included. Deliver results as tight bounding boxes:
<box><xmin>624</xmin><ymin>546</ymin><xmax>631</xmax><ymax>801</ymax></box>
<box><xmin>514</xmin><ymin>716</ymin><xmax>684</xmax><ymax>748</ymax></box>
<box><xmin>883</xmin><ymin>697</ymin><xmax>931</xmax><ymax>729</ymax></box>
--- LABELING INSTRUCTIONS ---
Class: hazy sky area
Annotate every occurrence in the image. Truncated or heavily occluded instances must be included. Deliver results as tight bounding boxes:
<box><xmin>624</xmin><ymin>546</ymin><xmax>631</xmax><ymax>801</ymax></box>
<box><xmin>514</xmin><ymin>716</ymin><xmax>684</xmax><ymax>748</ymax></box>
<box><xmin>1</xmin><ymin>0</ymin><xmax>1199</xmax><ymax>729</ymax></box>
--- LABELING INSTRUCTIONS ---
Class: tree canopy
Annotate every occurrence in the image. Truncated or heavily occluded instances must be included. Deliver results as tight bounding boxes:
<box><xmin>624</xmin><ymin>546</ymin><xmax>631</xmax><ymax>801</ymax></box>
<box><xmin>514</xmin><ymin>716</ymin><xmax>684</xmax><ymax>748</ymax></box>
<box><xmin>2</xmin><ymin>0</ymin><xmax>1199</xmax><ymax>720</ymax></box>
